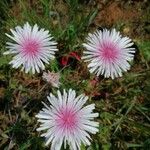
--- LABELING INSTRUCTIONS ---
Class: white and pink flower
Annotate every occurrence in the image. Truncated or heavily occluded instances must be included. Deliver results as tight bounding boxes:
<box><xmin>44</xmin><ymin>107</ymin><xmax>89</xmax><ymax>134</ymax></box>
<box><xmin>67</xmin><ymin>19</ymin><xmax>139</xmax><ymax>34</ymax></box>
<box><xmin>42</xmin><ymin>71</ymin><xmax>60</xmax><ymax>88</ymax></box>
<box><xmin>4</xmin><ymin>22</ymin><xmax>58</xmax><ymax>74</ymax></box>
<box><xmin>82</xmin><ymin>28</ymin><xmax>135</xmax><ymax>79</ymax></box>
<box><xmin>36</xmin><ymin>89</ymin><xmax>99</xmax><ymax>150</ymax></box>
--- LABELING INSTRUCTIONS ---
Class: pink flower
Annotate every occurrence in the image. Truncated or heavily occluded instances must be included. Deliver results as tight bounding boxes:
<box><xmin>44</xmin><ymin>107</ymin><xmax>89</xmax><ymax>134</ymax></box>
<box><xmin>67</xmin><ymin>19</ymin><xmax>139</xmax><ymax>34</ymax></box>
<box><xmin>82</xmin><ymin>29</ymin><xmax>135</xmax><ymax>79</ymax></box>
<box><xmin>36</xmin><ymin>89</ymin><xmax>99</xmax><ymax>150</ymax></box>
<box><xmin>4</xmin><ymin>22</ymin><xmax>58</xmax><ymax>74</ymax></box>
<box><xmin>42</xmin><ymin>71</ymin><xmax>60</xmax><ymax>88</ymax></box>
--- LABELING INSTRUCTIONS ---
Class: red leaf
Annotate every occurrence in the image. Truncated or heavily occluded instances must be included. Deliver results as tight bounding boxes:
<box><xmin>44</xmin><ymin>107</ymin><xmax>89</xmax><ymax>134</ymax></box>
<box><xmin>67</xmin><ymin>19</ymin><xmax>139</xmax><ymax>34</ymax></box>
<box><xmin>69</xmin><ymin>52</ymin><xmax>81</xmax><ymax>61</ymax></box>
<box><xmin>61</xmin><ymin>56</ymin><xmax>69</xmax><ymax>66</ymax></box>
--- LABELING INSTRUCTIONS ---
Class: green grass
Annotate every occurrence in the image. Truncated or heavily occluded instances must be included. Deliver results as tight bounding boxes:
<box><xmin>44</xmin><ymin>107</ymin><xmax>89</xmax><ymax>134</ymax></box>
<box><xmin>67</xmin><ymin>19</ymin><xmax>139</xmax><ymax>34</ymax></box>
<box><xmin>0</xmin><ymin>0</ymin><xmax>150</xmax><ymax>150</ymax></box>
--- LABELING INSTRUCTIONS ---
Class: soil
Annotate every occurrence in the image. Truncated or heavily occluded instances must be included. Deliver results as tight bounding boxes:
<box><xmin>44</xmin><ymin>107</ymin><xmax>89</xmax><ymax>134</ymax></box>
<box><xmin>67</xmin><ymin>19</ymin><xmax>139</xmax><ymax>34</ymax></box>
<box><xmin>94</xmin><ymin>0</ymin><xmax>150</xmax><ymax>39</ymax></box>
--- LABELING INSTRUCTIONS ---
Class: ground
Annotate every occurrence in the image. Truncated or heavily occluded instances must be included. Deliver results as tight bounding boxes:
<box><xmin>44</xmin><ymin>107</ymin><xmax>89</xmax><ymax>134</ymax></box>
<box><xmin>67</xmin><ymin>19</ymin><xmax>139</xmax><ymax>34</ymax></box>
<box><xmin>0</xmin><ymin>0</ymin><xmax>150</xmax><ymax>150</ymax></box>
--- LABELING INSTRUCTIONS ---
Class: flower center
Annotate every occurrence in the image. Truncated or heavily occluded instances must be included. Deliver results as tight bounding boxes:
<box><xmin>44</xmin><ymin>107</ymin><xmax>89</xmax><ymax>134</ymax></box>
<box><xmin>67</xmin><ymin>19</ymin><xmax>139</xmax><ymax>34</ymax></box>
<box><xmin>56</xmin><ymin>108</ymin><xmax>77</xmax><ymax>130</ymax></box>
<box><xmin>23</xmin><ymin>40</ymin><xmax>40</xmax><ymax>56</ymax></box>
<box><xmin>100</xmin><ymin>43</ymin><xmax>119</xmax><ymax>62</ymax></box>
<box><xmin>103</xmin><ymin>48</ymin><xmax>117</xmax><ymax>59</ymax></box>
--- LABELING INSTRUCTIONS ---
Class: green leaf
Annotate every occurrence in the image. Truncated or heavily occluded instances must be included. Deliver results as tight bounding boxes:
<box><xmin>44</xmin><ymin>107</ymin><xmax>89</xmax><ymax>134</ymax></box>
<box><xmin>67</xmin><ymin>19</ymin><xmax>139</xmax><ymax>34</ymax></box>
<box><xmin>138</xmin><ymin>41</ymin><xmax>150</xmax><ymax>61</ymax></box>
<box><xmin>0</xmin><ymin>56</ymin><xmax>10</xmax><ymax>67</ymax></box>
